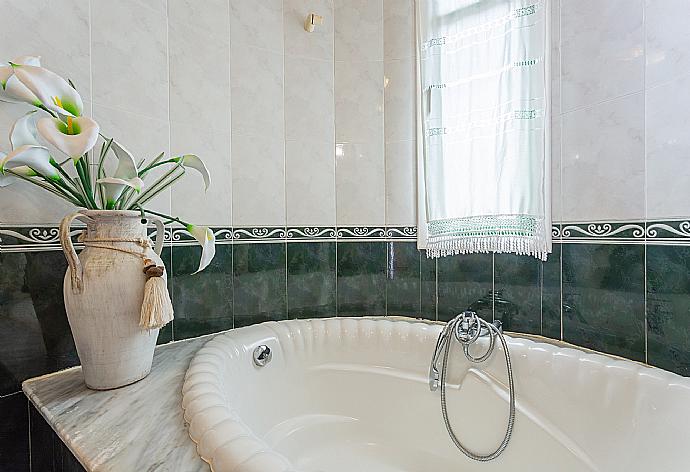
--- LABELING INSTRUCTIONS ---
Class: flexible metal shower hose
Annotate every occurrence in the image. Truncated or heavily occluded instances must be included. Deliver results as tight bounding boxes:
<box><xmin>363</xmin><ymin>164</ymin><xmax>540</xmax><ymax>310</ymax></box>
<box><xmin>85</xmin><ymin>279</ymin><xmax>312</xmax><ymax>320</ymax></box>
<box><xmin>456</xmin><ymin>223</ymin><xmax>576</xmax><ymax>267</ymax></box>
<box><xmin>438</xmin><ymin>315</ymin><xmax>516</xmax><ymax>462</ymax></box>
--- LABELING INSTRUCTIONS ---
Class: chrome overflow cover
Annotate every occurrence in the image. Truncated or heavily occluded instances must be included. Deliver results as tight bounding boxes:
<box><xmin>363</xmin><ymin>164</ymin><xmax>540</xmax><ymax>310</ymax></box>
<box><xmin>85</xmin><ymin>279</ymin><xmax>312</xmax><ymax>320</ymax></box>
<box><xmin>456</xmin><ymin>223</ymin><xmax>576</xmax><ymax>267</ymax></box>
<box><xmin>252</xmin><ymin>345</ymin><xmax>272</xmax><ymax>367</ymax></box>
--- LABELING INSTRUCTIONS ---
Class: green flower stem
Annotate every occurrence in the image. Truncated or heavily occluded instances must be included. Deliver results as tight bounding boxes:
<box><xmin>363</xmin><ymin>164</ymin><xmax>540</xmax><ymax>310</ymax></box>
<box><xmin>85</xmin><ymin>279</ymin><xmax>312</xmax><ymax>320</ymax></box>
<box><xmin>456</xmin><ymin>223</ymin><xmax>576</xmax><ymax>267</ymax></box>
<box><xmin>137</xmin><ymin>151</ymin><xmax>165</xmax><ymax>172</ymax></box>
<box><xmin>127</xmin><ymin>164</ymin><xmax>183</xmax><ymax>209</ymax></box>
<box><xmin>7</xmin><ymin>170</ymin><xmax>82</xmax><ymax>206</ymax></box>
<box><xmin>139</xmin><ymin>207</ymin><xmax>190</xmax><ymax>227</ymax></box>
<box><xmin>97</xmin><ymin>138</ymin><xmax>113</xmax><ymax>207</ymax></box>
<box><xmin>35</xmin><ymin>104</ymin><xmax>57</xmax><ymax>119</ymax></box>
<box><xmin>138</xmin><ymin>156</ymin><xmax>180</xmax><ymax>177</ymax></box>
<box><xmin>135</xmin><ymin>172</ymin><xmax>184</xmax><ymax>208</ymax></box>
<box><xmin>76</xmin><ymin>158</ymin><xmax>98</xmax><ymax>208</ymax></box>
<box><xmin>49</xmin><ymin>160</ymin><xmax>89</xmax><ymax>206</ymax></box>
<box><xmin>54</xmin><ymin>178</ymin><xmax>88</xmax><ymax>206</ymax></box>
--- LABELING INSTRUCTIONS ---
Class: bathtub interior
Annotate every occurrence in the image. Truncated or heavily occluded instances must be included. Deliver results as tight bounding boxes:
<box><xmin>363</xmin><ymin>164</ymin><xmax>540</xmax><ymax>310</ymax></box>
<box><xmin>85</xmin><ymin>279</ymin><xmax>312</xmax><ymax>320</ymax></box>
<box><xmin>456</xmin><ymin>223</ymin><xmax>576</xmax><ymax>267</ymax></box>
<box><xmin>182</xmin><ymin>318</ymin><xmax>690</xmax><ymax>472</ymax></box>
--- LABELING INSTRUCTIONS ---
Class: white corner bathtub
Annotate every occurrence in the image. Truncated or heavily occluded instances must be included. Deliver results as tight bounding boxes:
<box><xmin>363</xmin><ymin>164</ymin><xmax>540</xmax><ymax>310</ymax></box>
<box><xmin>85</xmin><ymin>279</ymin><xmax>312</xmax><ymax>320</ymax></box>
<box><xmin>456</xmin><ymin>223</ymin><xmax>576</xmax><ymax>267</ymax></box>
<box><xmin>181</xmin><ymin>317</ymin><xmax>690</xmax><ymax>472</ymax></box>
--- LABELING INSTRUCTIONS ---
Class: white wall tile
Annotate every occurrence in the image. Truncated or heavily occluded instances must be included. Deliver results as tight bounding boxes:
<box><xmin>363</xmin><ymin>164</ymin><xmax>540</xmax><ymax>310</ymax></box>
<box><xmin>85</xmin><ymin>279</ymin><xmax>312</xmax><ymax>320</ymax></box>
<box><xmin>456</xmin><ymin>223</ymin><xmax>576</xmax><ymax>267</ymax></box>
<box><xmin>168</xmin><ymin>0</ymin><xmax>228</xmax><ymax>35</ymax></box>
<box><xmin>561</xmin><ymin>93</ymin><xmax>645</xmax><ymax>222</ymax></box>
<box><xmin>646</xmin><ymin>75</ymin><xmax>690</xmax><ymax>219</ymax></box>
<box><xmin>336</xmin><ymin>141</ymin><xmax>385</xmax><ymax>225</ymax></box>
<box><xmin>91</xmin><ymin>0</ymin><xmax>168</xmax><ymax>119</ymax></box>
<box><xmin>335</xmin><ymin>0</ymin><xmax>383</xmax><ymax>62</ymax></box>
<box><xmin>232</xmin><ymin>133</ymin><xmax>285</xmax><ymax>227</ymax></box>
<box><xmin>385</xmin><ymin>139</ymin><xmax>416</xmax><ymax>226</ymax></box>
<box><xmin>230</xmin><ymin>44</ymin><xmax>284</xmax><ymax>139</ymax></box>
<box><xmin>230</xmin><ymin>0</ymin><xmax>284</xmax><ymax>53</ymax></box>
<box><xmin>560</xmin><ymin>0</ymin><xmax>643</xmax><ymax>113</ymax></box>
<box><xmin>551</xmin><ymin>116</ymin><xmax>562</xmax><ymax>223</ymax></box>
<box><xmin>285</xmin><ymin>56</ymin><xmax>334</xmax><ymax>142</ymax></box>
<box><xmin>170</xmin><ymin>121</ymin><xmax>232</xmax><ymax>226</ymax></box>
<box><xmin>384</xmin><ymin>58</ymin><xmax>415</xmax><ymax>143</ymax></box>
<box><xmin>384</xmin><ymin>0</ymin><xmax>414</xmax><ymax>61</ymax></box>
<box><xmin>284</xmin><ymin>0</ymin><xmax>334</xmax><ymax>60</ymax></box>
<box><xmin>646</xmin><ymin>0</ymin><xmax>690</xmax><ymax>87</ymax></box>
<box><xmin>0</xmin><ymin>0</ymin><xmax>91</xmax><ymax>98</ymax></box>
<box><xmin>168</xmin><ymin>0</ymin><xmax>230</xmax><ymax>131</ymax></box>
<box><xmin>335</xmin><ymin>61</ymin><xmax>384</xmax><ymax>142</ymax></box>
<box><xmin>550</xmin><ymin>0</ymin><xmax>561</xmax><ymax>119</ymax></box>
<box><xmin>286</xmin><ymin>139</ymin><xmax>335</xmax><ymax>225</ymax></box>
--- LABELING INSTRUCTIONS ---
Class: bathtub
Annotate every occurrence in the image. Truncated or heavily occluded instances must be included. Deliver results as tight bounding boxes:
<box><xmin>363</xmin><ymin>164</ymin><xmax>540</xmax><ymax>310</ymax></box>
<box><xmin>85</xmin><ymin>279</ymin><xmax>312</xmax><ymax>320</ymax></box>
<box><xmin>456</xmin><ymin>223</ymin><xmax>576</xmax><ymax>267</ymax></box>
<box><xmin>182</xmin><ymin>317</ymin><xmax>690</xmax><ymax>472</ymax></box>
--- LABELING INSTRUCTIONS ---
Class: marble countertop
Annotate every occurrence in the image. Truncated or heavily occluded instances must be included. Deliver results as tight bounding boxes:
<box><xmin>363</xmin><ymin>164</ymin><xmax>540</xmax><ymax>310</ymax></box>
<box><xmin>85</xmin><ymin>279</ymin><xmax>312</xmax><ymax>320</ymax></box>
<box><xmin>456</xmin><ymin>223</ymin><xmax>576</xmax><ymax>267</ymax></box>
<box><xmin>23</xmin><ymin>335</ymin><xmax>215</xmax><ymax>472</ymax></box>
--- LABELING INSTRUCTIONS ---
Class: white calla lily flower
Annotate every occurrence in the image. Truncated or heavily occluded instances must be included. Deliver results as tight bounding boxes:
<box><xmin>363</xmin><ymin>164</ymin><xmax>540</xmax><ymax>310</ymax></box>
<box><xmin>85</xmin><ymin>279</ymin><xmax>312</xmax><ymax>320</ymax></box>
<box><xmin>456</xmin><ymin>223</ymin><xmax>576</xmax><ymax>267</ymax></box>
<box><xmin>0</xmin><ymin>151</ymin><xmax>8</xmax><ymax>186</ymax></box>
<box><xmin>185</xmin><ymin>224</ymin><xmax>216</xmax><ymax>273</ymax></box>
<box><xmin>37</xmin><ymin>116</ymin><xmax>99</xmax><ymax>160</ymax></box>
<box><xmin>10</xmin><ymin>111</ymin><xmax>40</xmax><ymax>148</ymax></box>
<box><xmin>0</xmin><ymin>164</ymin><xmax>37</xmax><ymax>187</ymax></box>
<box><xmin>175</xmin><ymin>154</ymin><xmax>210</xmax><ymax>190</ymax></box>
<box><xmin>111</xmin><ymin>140</ymin><xmax>138</xmax><ymax>179</ymax></box>
<box><xmin>96</xmin><ymin>176</ymin><xmax>144</xmax><ymax>209</ymax></box>
<box><xmin>1</xmin><ymin>145</ymin><xmax>59</xmax><ymax>181</ymax></box>
<box><xmin>0</xmin><ymin>56</ymin><xmax>41</xmax><ymax>105</ymax></box>
<box><xmin>10</xmin><ymin>63</ymin><xmax>83</xmax><ymax>117</ymax></box>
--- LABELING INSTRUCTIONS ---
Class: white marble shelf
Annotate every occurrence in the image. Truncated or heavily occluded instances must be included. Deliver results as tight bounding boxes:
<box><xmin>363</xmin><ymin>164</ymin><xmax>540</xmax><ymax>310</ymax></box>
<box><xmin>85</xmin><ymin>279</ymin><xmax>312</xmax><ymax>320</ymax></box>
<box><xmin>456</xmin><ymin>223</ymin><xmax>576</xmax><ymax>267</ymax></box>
<box><xmin>22</xmin><ymin>335</ymin><xmax>215</xmax><ymax>472</ymax></box>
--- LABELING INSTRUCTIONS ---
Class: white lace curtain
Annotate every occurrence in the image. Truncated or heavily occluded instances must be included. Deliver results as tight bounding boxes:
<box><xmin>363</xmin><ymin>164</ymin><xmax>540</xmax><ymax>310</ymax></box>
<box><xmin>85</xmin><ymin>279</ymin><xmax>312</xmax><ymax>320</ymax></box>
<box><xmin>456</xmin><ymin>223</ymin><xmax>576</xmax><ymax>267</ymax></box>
<box><xmin>417</xmin><ymin>0</ymin><xmax>551</xmax><ymax>260</ymax></box>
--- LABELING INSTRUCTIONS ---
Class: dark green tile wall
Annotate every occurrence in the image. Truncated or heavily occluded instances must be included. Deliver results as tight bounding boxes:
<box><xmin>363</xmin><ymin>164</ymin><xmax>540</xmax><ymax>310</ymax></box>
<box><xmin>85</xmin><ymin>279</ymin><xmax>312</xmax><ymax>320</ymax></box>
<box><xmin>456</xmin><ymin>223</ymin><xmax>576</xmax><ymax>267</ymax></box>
<box><xmin>437</xmin><ymin>252</ymin><xmax>493</xmax><ymax>322</ymax></box>
<box><xmin>0</xmin><ymin>252</ymin><xmax>78</xmax><ymax>396</ymax></box>
<box><xmin>494</xmin><ymin>253</ymin><xmax>541</xmax><ymax>335</ymax></box>
<box><xmin>171</xmin><ymin>245</ymin><xmax>233</xmax><ymax>339</ymax></box>
<box><xmin>541</xmin><ymin>244</ymin><xmax>562</xmax><ymax>339</ymax></box>
<box><xmin>386</xmin><ymin>242</ymin><xmax>421</xmax><ymax>317</ymax></box>
<box><xmin>647</xmin><ymin>245</ymin><xmax>690</xmax><ymax>375</ymax></box>
<box><xmin>287</xmin><ymin>243</ymin><xmax>336</xmax><ymax>319</ymax></box>
<box><xmin>233</xmin><ymin>243</ymin><xmax>287</xmax><ymax>328</ymax></box>
<box><xmin>420</xmin><ymin>252</ymin><xmax>437</xmax><ymax>320</ymax></box>
<box><xmin>562</xmin><ymin>244</ymin><xmax>646</xmax><ymax>362</ymax></box>
<box><xmin>336</xmin><ymin>242</ymin><xmax>386</xmax><ymax>316</ymax></box>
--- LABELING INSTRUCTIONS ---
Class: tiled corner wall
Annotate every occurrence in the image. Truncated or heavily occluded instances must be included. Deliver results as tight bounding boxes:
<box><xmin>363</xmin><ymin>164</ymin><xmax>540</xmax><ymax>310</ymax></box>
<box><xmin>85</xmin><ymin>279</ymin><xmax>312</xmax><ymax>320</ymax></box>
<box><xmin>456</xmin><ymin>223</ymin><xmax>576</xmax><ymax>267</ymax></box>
<box><xmin>3</xmin><ymin>0</ymin><xmax>690</xmax><ymax>470</ymax></box>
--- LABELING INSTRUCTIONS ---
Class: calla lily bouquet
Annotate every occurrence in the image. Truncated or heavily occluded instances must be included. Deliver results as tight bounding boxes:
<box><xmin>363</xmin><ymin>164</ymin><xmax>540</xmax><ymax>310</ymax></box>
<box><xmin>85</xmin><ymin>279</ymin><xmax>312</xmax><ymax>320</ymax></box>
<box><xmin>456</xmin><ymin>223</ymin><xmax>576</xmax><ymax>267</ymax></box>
<box><xmin>0</xmin><ymin>56</ymin><xmax>215</xmax><ymax>272</ymax></box>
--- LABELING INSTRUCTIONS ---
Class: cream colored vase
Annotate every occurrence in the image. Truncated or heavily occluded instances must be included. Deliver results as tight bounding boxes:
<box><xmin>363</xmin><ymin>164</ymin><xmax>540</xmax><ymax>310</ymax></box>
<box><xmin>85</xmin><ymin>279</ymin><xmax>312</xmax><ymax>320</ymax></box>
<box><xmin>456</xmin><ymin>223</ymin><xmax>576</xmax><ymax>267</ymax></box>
<box><xmin>60</xmin><ymin>210</ymin><xmax>166</xmax><ymax>390</ymax></box>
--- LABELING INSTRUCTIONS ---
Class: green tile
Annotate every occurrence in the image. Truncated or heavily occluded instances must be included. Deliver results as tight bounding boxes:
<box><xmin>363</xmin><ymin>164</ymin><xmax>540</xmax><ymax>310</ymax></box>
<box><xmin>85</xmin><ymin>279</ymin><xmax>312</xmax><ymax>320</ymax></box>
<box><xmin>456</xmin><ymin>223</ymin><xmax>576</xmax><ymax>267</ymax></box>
<box><xmin>0</xmin><ymin>252</ymin><xmax>78</xmax><ymax>396</ymax></box>
<box><xmin>336</xmin><ymin>242</ymin><xmax>386</xmax><ymax>316</ymax></box>
<box><xmin>287</xmin><ymin>242</ymin><xmax>336</xmax><ymax>319</ymax></box>
<box><xmin>233</xmin><ymin>243</ymin><xmax>286</xmax><ymax>328</ymax></box>
<box><xmin>386</xmin><ymin>243</ymin><xmax>421</xmax><ymax>317</ymax></box>
<box><xmin>562</xmin><ymin>244</ymin><xmax>645</xmax><ymax>361</ymax></box>
<box><xmin>158</xmin><ymin>246</ymin><xmax>173</xmax><ymax>344</ymax></box>
<box><xmin>171</xmin><ymin>244</ymin><xmax>233</xmax><ymax>339</ymax></box>
<box><xmin>646</xmin><ymin>245</ymin><xmax>690</xmax><ymax>376</ymax></box>
<box><xmin>494</xmin><ymin>253</ymin><xmax>541</xmax><ymax>335</ymax></box>
<box><xmin>437</xmin><ymin>253</ymin><xmax>493</xmax><ymax>322</ymax></box>
<box><xmin>541</xmin><ymin>244</ymin><xmax>562</xmax><ymax>339</ymax></box>
<box><xmin>420</xmin><ymin>251</ymin><xmax>437</xmax><ymax>321</ymax></box>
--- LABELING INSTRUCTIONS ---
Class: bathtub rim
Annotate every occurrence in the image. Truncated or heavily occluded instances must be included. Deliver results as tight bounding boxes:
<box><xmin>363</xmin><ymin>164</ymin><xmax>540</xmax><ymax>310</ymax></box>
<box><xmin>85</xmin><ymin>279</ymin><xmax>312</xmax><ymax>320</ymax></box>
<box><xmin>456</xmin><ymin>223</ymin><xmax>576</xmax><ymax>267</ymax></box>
<box><xmin>181</xmin><ymin>315</ymin><xmax>687</xmax><ymax>472</ymax></box>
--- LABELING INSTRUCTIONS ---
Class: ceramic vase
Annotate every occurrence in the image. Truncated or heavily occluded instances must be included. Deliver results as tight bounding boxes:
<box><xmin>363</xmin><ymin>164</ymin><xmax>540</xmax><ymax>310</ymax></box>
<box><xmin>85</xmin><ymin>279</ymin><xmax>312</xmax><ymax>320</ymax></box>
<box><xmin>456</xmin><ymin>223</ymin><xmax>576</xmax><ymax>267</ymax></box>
<box><xmin>59</xmin><ymin>210</ymin><xmax>166</xmax><ymax>390</ymax></box>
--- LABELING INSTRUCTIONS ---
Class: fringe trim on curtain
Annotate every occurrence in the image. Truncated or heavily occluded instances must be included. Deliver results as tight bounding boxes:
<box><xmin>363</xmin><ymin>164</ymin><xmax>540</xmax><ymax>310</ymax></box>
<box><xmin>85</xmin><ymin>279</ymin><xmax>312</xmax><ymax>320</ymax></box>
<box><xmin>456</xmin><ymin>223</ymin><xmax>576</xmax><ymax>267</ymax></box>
<box><xmin>426</xmin><ymin>215</ymin><xmax>549</xmax><ymax>261</ymax></box>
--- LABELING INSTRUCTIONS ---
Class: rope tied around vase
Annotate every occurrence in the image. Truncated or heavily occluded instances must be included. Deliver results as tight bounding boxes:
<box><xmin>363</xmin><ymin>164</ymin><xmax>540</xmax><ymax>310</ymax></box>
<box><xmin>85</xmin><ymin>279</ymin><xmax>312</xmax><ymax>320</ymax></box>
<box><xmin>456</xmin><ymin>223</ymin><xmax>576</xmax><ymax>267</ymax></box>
<box><xmin>77</xmin><ymin>232</ymin><xmax>174</xmax><ymax>330</ymax></box>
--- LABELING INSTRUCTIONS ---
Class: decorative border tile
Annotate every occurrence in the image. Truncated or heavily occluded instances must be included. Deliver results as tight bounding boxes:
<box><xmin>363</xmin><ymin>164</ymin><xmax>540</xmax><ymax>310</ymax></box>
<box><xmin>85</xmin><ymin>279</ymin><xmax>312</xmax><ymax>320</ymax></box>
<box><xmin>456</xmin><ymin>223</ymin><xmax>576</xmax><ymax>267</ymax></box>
<box><xmin>232</xmin><ymin>227</ymin><xmax>286</xmax><ymax>243</ymax></box>
<box><xmin>553</xmin><ymin>221</ymin><xmax>690</xmax><ymax>245</ymax></box>
<box><xmin>5</xmin><ymin>221</ymin><xmax>690</xmax><ymax>252</ymax></box>
<box><xmin>286</xmin><ymin>227</ymin><xmax>337</xmax><ymax>241</ymax></box>
<box><xmin>553</xmin><ymin>222</ymin><xmax>645</xmax><ymax>242</ymax></box>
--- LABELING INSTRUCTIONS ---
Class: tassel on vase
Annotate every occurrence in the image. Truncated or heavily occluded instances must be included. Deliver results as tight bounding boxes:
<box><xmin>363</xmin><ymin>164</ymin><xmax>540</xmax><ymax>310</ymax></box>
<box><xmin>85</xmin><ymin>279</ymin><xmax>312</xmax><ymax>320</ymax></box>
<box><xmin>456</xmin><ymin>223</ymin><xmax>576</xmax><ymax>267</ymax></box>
<box><xmin>140</xmin><ymin>259</ymin><xmax>174</xmax><ymax>330</ymax></box>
